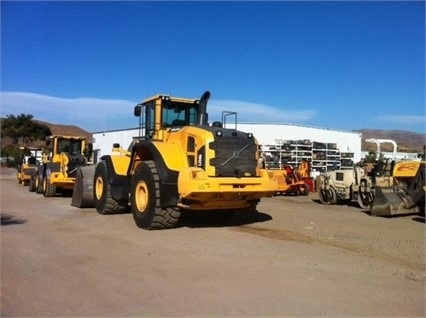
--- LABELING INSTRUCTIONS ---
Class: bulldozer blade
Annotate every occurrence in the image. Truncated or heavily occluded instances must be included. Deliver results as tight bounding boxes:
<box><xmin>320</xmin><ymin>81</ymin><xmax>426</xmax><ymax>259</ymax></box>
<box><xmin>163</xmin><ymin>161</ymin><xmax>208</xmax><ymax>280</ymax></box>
<box><xmin>71</xmin><ymin>165</ymin><xmax>96</xmax><ymax>208</ymax></box>
<box><xmin>371</xmin><ymin>186</ymin><xmax>420</xmax><ymax>217</ymax></box>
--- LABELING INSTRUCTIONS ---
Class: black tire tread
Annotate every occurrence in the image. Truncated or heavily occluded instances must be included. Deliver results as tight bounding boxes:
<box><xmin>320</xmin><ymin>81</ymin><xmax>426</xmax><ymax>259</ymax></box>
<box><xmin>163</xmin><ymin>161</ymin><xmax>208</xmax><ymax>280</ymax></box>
<box><xmin>43</xmin><ymin>177</ymin><xmax>57</xmax><ymax>197</ymax></box>
<box><xmin>93</xmin><ymin>162</ymin><xmax>127</xmax><ymax>215</ymax></box>
<box><xmin>102</xmin><ymin>197</ymin><xmax>127</xmax><ymax>215</ymax></box>
<box><xmin>132</xmin><ymin>161</ymin><xmax>180</xmax><ymax>230</ymax></box>
<box><xmin>35</xmin><ymin>174</ymin><xmax>43</xmax><ymax>194</ymax></box>
<box><xmin>28</xmin><ymin>176</ymin><xmax>36</xmax><ymax>192</ymax></box>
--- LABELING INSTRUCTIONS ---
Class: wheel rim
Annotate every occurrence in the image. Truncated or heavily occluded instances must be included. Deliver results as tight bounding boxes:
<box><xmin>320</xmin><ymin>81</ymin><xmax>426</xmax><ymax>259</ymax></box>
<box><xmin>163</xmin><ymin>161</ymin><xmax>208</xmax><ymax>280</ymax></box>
<box><xmin>43</xmin><ymin>178</ymin><xmax>47</xmax><ymax>192</ymax></box>
<box><xmin>135</xmin><ymin>180</ymin><xmax>148</xmax><ymax>213</ymax></box>
<box><xmin>95</xmin><ymin>176</ymin><xmax>103</xmax><ymax>200</ymax></box>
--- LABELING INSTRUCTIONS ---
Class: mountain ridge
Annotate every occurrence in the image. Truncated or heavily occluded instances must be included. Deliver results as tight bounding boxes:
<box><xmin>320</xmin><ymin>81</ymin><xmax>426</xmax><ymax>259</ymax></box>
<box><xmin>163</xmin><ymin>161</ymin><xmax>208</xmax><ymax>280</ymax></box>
<box><xmin>355</xmin><ymin>129</ymin><xmax>425</xmax><ymax>153</ymax></box>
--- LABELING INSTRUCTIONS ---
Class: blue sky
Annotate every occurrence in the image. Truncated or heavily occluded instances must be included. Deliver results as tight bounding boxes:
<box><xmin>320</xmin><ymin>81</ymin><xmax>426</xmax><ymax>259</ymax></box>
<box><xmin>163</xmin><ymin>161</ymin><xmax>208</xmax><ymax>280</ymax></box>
<box><xmin>1</xmin><ymin>1</ymin><xmax>425</xmax><ymax>133</ymax></box>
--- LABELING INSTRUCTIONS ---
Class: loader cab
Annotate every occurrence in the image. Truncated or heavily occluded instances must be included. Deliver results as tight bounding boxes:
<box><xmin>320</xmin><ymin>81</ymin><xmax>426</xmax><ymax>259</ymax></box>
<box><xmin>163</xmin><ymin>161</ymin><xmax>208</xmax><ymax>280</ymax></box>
<box><xmin>46</xmin><ymin>135</ymin><xmax>87</xmax><ymax>162</ymax></box>
<box><xmin>134</xmin><ymin>94</ymin><xmax>205</xmax><ymax>141</ymax></box>
<box><xmin>57</xmin><ymin>138</ymin><xmax>84</xmax><ymax>155</ymax></box>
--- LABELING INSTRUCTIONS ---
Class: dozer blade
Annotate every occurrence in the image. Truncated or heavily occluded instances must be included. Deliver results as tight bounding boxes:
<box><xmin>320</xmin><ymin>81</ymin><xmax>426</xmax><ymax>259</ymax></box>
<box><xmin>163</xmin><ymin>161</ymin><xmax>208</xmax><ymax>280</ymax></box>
<box><xmin>371</xmin><ymin>186</ymin><xmax>420</xmax><ymax>217</ymax></box>
<box><xmin>71</xmin><ymin>165</ymin><xmax>96</xmax><ymax>208</ymax></box>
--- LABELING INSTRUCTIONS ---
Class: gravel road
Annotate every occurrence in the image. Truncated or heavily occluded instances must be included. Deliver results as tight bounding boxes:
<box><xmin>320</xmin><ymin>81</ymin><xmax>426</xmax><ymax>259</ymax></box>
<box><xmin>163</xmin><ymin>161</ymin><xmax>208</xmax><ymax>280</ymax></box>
<box><xmin>1</xmin><ymin>167</ymin><xmax>425</xmax><ymax>317</ymax></box>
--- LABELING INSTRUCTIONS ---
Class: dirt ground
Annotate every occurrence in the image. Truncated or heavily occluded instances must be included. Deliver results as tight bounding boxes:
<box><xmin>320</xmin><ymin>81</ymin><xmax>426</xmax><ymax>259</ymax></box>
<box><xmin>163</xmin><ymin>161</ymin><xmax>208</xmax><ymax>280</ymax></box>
<box><xmin>1</xmin><ymin>166</ymin><xmax>425</xmax><ymax>317</ymax></box>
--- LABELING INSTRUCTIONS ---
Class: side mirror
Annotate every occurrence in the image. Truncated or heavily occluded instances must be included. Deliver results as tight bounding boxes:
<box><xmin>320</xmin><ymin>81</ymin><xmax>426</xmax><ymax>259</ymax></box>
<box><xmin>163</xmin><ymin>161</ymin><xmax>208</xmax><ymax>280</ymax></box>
<box><xmin>134</xmin><ymin>105</ymin><xmax>142</xmax><ymax>117</ymax></box>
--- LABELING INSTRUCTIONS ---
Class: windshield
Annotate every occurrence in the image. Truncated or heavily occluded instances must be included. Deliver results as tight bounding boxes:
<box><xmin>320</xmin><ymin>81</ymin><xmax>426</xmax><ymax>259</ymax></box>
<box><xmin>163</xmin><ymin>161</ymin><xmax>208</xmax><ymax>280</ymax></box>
<box><xmin>162</xmin><ymin>102</ymin><xmax>199</xmax><ymax>127</ymax></box>
<box><xmin>57</xmin><ymin>138</ymin><xmax>83</xmax><ymax>155</ymax></box>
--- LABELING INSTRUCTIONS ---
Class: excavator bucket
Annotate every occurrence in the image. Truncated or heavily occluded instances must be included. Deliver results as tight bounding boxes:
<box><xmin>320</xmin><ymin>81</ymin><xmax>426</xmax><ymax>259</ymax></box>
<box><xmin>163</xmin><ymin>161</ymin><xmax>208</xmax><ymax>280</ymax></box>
<box><xmin>371</xmin><ymin>186</ymin><xmax>421</xmax><ymax>216</ymax></box>
<box><xmin>71</xmin><ymin>165</ymin><xmax>96</xmax><ymax>208</ymax></box>
<box><xmin>371</xmin><ymin>161</ymin><xmax>425</xmax><ymax>217</ymax></box>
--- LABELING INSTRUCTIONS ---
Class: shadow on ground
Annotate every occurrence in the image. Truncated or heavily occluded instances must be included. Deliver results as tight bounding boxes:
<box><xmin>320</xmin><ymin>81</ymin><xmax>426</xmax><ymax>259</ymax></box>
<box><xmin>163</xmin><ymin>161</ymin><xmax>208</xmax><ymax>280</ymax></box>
<box><xmin>1</xmin><ymin>214</ymin><xmax>26</xmax><ymax>226</ymax></box>
<box><xmin>177</xmin><ymin>209</ymin><xmax>273</xmax><ymax>229</ymax></box>
<box><xmin>412</xmin><ymin>216</ymin><xmax>425</xmax><ymax>224</ymax></box>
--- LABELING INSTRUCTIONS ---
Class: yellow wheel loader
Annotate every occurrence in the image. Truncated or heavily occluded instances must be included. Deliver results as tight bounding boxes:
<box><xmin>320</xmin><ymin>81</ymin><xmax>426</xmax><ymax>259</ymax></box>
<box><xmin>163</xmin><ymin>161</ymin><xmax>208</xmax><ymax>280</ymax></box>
<box><xmin>90</xmin><ymin>91</ymin><xmax>277</xmax><ymax>230</ymax></box>
<box><xmin>371</xmin><ymin>160</ymin><xmax>425</xmax><ymax>217</ymax></box>
<box><xmin>32</xmin><ymin>135</ymin><xmax>89</xmax><ymax>197</ymax></box>
<box><xmin>16</xmin><ymin>147</ymin><xmax>42</xmax><ymax>189</ymax></box>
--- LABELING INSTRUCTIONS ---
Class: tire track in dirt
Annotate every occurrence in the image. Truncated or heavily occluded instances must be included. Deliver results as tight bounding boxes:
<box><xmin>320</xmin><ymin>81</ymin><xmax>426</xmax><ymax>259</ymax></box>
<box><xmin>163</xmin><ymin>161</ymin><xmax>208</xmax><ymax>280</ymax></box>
<box><xmin>234</xmin><ymin>225</ymin><xmax>425</xmax><ymax>279</ymax></box>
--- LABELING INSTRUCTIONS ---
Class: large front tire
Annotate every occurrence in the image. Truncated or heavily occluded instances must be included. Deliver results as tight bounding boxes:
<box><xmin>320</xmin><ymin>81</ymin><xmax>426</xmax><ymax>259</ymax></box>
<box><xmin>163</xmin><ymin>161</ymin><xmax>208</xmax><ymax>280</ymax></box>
<box><xmin>130</xmin><ymin>161</ymin><xmax>180</xmax><ymax>230</ymax></box>
<box><xmin>43</xmin><ymin>176</ymin><xmax>57</xmax><ymax>197</ymax></box>
<box><xmin>93</xmin><ymin>162</ymin><xmax>126</xmax><ymax>215</ymax></box>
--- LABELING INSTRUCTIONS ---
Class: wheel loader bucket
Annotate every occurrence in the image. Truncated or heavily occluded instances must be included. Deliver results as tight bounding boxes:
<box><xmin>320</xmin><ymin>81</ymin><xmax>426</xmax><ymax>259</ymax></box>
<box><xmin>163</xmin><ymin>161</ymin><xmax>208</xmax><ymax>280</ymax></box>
<box><xmin>371</xmin><ymin>186</ymin><xmax>421</xmax><ymax>217</ymax></box>
<box><xmin>71</xmin><ymin>165</ymin><xmax>96</xmax><ymax>208</ymax></box>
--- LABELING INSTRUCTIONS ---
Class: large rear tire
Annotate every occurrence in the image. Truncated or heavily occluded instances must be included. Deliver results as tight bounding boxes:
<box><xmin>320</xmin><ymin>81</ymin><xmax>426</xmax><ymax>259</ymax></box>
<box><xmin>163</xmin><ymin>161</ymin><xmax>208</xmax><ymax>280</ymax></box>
<box><xmin>130</xmin><ymin>161</ymin><xmax>180</xmax><ymax>230</ymax></box>
<box><xmin>28</xmin><ymin>175</ymin><xmax>36</xmax><ymax>192</ymax></box>
<box><xmin>319</xmin><ymin>187</ymin><xmax>337</xmax><ymax>205</ymax></box>
<box><xmin>35</xmin><ymin>174</ymin><xmax>43</xmax><ymax>194</ymax></box>
<box><xmin>93</xmin><ymin>162</ymin><xmax>127</xmax><ymax>214</ymax></box>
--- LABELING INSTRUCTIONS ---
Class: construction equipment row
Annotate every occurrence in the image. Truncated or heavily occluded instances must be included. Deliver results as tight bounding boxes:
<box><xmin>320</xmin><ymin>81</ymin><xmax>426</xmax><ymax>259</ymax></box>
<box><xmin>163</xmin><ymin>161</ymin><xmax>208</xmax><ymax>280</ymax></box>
<box><xmin>16</xmin><ymin>92</ymin><xmax>425</xmax><ymax>230</ymax></box>
<box><xmin>316</xmin><ymin>139</ymin><xmax>425</xmax><ymax>216</ymax></box>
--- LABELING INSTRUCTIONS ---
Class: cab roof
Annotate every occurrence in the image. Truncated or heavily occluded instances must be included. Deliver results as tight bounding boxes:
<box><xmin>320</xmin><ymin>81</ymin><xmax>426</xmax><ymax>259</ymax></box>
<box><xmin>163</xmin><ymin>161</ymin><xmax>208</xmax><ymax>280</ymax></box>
<box><xmin>49</xmin><ymin>135</ymin><xmax>87</xmax><ymax>140</ymax></box>
<box><xmin>141</xmin><ymin>94</ymin><xmax>200</xmax><ymax>105</ymax></box>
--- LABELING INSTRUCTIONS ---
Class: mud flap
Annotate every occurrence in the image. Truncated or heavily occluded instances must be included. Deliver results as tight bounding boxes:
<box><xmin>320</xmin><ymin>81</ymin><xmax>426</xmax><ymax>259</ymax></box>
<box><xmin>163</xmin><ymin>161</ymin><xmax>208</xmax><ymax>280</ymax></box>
<box><xmin>71</xmin><ymin>166</ymin><xmax>96</xmax><ymax>208</ymax></box>
<box><xmin>371</xmin><ymin>186</ymin><xmax>420</xmax><ymax>217</ymax></box>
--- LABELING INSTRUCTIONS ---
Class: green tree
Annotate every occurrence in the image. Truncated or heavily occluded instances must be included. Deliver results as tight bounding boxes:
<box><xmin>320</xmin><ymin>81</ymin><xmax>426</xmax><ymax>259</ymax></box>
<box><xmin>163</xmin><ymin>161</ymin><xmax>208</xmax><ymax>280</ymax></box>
<box><xmin>1</xmin><ymin>114</ymin><xmax>51</xmax><ymax>167</ymax></box>
<box><xmin>363</xmin><ymin>151</ymin><xmax>377</xmax><ymax>163</ymax></box>
<box><xmin>1</xmin><ymin>114</ymin><xmax>51</xmax><ymax>146</ymax></box>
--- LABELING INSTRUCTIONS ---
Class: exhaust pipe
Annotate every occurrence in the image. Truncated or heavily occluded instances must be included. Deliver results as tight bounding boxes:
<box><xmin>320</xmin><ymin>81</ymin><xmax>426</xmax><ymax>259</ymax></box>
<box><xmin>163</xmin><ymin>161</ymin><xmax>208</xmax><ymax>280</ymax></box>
<box><xmin>198</xmin><ymin>91</ymin><xmax>210</xmax><ymax>126</ymax></box>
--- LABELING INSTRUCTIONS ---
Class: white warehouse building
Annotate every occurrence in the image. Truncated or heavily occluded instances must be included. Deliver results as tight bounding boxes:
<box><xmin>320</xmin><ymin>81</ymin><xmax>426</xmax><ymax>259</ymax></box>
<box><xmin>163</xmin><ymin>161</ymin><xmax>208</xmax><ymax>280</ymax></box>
<box><xmin>92</xmin><ymin>123</ymin><xmax>362</xmax><ymax>175</ymax></box>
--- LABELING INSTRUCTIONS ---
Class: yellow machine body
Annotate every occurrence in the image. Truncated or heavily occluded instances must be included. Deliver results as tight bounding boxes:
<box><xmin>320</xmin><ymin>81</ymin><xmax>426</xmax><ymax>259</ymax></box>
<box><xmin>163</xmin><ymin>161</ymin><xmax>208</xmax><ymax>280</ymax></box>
<box><xmin>129</xmin><ymin>118</ymin><xmax>278</xmax><ymax>210</ymax></box>
<box><xmin>16</xmin><ymin>147</ymin><xmax>42</xmax><ymax>185</ymax></box>
<box><xmin>36</xmin><ymin>135</ymin><xmax>90</xmax><ymax>196</ymax></box>
<box><xmin>47</xmin><ymin>135</ymin><xmax>88</xmax><ymax>186</ymax></box>
<box><xmin>94</xmin><ymin>91</ymin><xmax>277</xmax><ymax>229</ymax></box>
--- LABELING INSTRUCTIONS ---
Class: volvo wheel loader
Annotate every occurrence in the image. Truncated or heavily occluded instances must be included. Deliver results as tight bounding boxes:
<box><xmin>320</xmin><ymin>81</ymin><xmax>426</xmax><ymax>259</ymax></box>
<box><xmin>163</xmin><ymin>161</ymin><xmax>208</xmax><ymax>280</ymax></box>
<box><xmin>91</xmin><ymin>91</ymin><xmax>277</xmax><ymax>230</ymax></box>
<box><xmin>31</xmin><ymin>135</ymin><xmax>89</xmax><ymax>197</ymax></box>
<box><xmin>370</xmin><ymin>160</ymin><xmax>425</xmax><ymax>217</ymax></box>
